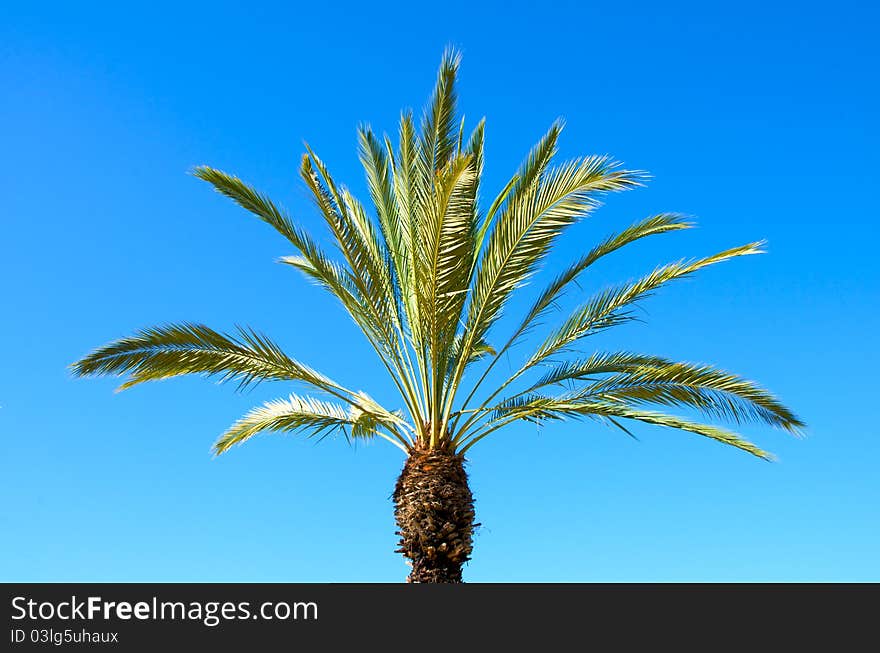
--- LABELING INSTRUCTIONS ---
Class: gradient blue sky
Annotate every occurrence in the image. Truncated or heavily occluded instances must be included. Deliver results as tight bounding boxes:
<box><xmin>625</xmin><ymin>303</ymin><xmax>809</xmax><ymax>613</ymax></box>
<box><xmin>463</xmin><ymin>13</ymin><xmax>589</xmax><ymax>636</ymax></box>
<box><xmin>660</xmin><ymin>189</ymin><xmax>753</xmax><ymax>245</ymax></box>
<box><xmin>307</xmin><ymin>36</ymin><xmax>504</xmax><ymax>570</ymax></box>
<box><xmin>2</xmin><ymin>1</ymin><xmax>878</xmax><ymax>582</ymax></box>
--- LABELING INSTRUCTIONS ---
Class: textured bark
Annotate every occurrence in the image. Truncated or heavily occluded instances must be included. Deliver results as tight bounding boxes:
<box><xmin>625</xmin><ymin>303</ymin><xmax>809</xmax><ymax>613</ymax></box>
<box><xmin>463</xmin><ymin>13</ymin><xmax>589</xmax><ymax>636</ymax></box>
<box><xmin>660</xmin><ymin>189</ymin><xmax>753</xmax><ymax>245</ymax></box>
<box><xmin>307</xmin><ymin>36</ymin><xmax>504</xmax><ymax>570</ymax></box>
<box><xmin>393</xmin><ymin>448</ymin><xmax>476</xmax><ymax>583</ymax></box>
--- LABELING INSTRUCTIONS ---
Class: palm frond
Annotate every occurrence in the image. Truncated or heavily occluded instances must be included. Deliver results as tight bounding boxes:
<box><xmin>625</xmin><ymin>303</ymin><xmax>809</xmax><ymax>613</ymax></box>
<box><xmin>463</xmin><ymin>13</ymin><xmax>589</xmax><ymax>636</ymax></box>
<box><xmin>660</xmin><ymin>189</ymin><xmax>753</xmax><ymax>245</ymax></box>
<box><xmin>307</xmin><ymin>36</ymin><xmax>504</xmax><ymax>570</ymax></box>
<box><xmin>508</xmin><ymin>121</ymin><xmax>564</xmax><ymax>203</ymax></box>
<box><xmin>526</xmin><ymin>351</ymin><xmax>675</xmax><ymax>391</ymax></box>
<box><xmin>192</xmin><ymin>166</ymin><xmax>308</xmax><ymax>251</ymax></box>
<box><xmin>193</xmin><ymin>166</ymin><xmax>372</xmax><ymax>326</ymax></box>
<box><xmin>517</xmin><ymin>352</ymin><xmax>803</xmax><ymax>431</ymax></box>
<box><xmin>358</xmin><ymin>126</ymin><xmax>399</xmax><ymax>240</ymax></box>
<box><xmin>466</xmin><ymin>394</ymin><xmax>773</xmax><ymax>460</ymax></box>
<box><xmin>585</xmin><ymin>403</ymin><xmax>774</xmax><ymax>460</ymax></box>
<box><xmin>463</xmin><ymin>118</ymin><xmax>486</xmax><ymax>273</ymax></box>
<box><xmin>300</xmin><ymin>151</ymin><xmax>397</xmax><ymax>331</ymax></box>
<box><xmin>452</xmin><ymin>215</ymin><xmax>694</xmax><ymax>425</ymax></box>
<box><xmin>513</xmin><ymin>213</ymin><xmax>693</xmax><ymax>344</ymax></box>
<box><xmin>415</xmin><ymin>154</ymin><xmax>477</xmax><ymax>354</ymax></box>
<box><xmin>447</xmin><ymin>153</ymin><xmax>642</xmax><ymax>428</ymax></box>
<box><xmin>528</xmin><ymin>241</ymin><xmax>764</xmax><ymax>366</ymax></box>
<box><xmin>213</xmin><ymin>394</ymin><xmax>406</xmax><ymax>455</ymax></box>
<box><xmin>584</xmin><ymin>361</ymin><xmax>804</xmax><ymax>431</ymax></box>
<box><xmin>465</xmin><ymin>154</ymin><xmax>641</xmax><ymax>358</ymax></box>
<box><xmin>420</xmin><ymin>47</ymin><xmax>460</xmax><ymax>175</ymax></box>
<box><xmin>298</xmin><ymin>152</ymin><xmax>415</xmax><ymax>367</ymax></box>
<box><xmin>389</xmin><ymin>111</ymin><xmax>421</xmax><ymax>344</ymax></box>
<box><xmin>71</xmin><ymin>322</ymin><xmax>340</xmax><ymax>393</ymax></box>
<box><xmin>447</xmin><ymin>333</ymin><xmax>496</xmax><ymax>378</ymax></box>
<box><xmin>300</xmin><ymin>152</ymin><xmax>430</xmax><ymax>427</ymax></box>
<box><xmin>358</xmin><ymin>126</ymin><xmax>407</xmax><ymax>328</ymax></box>
<box><xmin>472</xmin><ymin>121</ymin><xmax>561</xmax><ymax>267</ymax></box>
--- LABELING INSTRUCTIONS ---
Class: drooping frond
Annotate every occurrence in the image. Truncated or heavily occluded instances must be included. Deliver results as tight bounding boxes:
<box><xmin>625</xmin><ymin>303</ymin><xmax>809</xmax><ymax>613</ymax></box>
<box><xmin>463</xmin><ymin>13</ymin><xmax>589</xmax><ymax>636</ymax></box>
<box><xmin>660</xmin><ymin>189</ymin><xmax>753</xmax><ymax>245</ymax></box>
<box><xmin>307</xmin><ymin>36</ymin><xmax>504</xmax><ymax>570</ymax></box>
<box><xmin>213</xmin><ymin>394</ymin><xmax>405</xmax><ymax>455</ymax></box>
<box><xmin>583</xmin><ymin>361</ymin><xmax>804</xmax><ymax>431</ymax></box>
<box><xmin>585</xmin><ymin>402</ymin><xmax>774</xmax><ymax>460</ymax></box>
<box><xmin>525</xmin><ymin>351</ymin><xmax>676</xmax><ymax>392</ymax></box>
<box><xmin>468</xmin><ymin>394</ymin><xmax>773</xmax><ymax>460</ymax></box>
<box><xmin>70</xmin><ymin>322</ymin><xmax>343</xmax><ymax>393</ymax></box>
<box><xmin>515</xmin><ymin>352</ymin><xmax>803</xmax><ymax>431</ymax></box>
<box><xmin>589</xmin><ymin>402</ymin><xmax>774</xmax><ymax>460</ymax></box>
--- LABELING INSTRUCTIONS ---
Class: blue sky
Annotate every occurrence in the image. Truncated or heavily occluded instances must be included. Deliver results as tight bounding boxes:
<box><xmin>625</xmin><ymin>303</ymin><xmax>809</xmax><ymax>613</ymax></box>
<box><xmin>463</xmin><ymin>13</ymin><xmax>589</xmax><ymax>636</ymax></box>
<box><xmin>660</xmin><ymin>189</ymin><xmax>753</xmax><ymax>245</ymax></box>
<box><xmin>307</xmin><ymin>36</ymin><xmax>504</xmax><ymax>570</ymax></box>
<box><xmin>1</xmin><ymin>1</ymin><xmax>877</xmax><ymax>582</ymax></box>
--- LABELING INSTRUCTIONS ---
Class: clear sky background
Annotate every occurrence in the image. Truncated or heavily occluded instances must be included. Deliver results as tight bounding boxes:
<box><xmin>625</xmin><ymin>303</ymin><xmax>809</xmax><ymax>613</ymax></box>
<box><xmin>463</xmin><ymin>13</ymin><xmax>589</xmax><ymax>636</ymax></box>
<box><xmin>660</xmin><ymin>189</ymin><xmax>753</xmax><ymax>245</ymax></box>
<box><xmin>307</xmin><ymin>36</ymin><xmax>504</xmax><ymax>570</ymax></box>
<box><xmin>2</xmin><ymin>1</ymin><xmax>877</xmax><ymax>582</ymax></box>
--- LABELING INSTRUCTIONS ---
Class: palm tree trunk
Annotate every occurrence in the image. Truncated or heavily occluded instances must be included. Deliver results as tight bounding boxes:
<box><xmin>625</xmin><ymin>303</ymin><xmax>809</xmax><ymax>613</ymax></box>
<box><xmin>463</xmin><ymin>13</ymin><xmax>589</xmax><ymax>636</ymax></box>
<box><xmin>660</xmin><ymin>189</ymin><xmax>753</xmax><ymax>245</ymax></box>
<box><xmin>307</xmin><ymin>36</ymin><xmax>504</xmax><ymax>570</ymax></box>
<box><xmin>393</xmin><ymin>448</ymin><xmax>476</xmax><ymax>583</ymax></box>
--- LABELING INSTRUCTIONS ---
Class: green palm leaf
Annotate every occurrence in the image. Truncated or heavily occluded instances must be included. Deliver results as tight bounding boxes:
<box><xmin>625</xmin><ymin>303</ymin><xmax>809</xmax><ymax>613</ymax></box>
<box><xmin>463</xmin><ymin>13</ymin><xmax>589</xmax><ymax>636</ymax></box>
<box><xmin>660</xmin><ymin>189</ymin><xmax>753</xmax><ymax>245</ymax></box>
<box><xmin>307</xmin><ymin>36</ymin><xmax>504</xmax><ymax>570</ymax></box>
<box><xmin>213</xmin><ymin>394</ymin><xmax>406</xmax><ymax>455</ymax></box>
<box><xmin>584</xmin><ymin>361</ymin><xmax>803</xmax><ymax>431</ymax></box>
<box><xmin>509</xmin><ymin>351</ymin><xmax>803</xmax><ymax>431</ymax></box>
<box><xmin>464</xmin><ymin>154</ymin><xmax>641</xmax><ymax>361</ymax></box>
<box><xmin>416</xmin><ymin>154</ymin><xmax>477</xmax><ymax>350</ymax></box>
<box><xmin>420</xmin><ymin>47</ymin><xmax>460</xmax><ymax>176</ymax></box>
<box><xmin>451</xmin><ymin>214</ymin><xmax>694</xmax><ymax>424</ymax></box>
<box><xmin>192</xmin><ymin>166</ymin><xmax>373</xmax><ymax>330</ymax></box>
<box><xmin>300</xmin><ymin>151</ymin><xmax>399</xmax><ymax>337</ymax></box>
<box><xmin>528</xmin><ymin>241</ymin><xmax>764</xmax><ymax>366</ymax></box>
<box><xmin>468</xmin><ymin>394</ymin><xmax>772</xmax><ymax>460</ymax></box>
<box><xmin>514</xmin><ymin>213</ymin><xmax>693</xmax><ymax>343</ymax></box>
<box><xmin>71</xmin><ymin>323</ymin><xmax>337</xmax><ymax>392</ymax></box>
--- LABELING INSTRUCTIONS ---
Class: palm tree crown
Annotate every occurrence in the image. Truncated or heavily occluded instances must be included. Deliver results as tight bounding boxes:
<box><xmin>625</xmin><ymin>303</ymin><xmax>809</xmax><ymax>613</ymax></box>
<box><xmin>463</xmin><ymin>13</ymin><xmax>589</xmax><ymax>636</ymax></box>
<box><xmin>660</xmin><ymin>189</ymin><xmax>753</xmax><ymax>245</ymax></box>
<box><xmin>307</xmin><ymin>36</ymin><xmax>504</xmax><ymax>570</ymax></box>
<box><xmin>73</xmin><ymin>49</ymin><xmax>803</xmax><ymax>464</ymax></box>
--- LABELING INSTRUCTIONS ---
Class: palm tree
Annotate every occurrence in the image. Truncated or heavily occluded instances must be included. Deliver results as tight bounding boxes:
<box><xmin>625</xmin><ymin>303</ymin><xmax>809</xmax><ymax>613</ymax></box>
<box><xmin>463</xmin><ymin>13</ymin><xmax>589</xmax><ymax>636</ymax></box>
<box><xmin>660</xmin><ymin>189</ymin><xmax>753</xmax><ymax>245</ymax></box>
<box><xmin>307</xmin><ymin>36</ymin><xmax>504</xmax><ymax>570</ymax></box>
<box><xmin>72</xmin><ymin>49</ymin><xmax>803</xmax><ymax>583</ymax></box>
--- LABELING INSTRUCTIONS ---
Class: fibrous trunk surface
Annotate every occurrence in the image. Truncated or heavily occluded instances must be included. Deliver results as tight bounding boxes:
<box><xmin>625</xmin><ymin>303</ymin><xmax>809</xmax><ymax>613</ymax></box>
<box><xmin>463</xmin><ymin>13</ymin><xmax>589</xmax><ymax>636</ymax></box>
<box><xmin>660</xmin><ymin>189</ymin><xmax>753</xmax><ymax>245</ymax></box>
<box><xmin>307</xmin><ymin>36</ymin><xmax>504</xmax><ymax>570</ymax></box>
<box><xmin>393</xmin><ymin>448</ymin><xmax>475</xmax><ymax>583</ymax></box>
